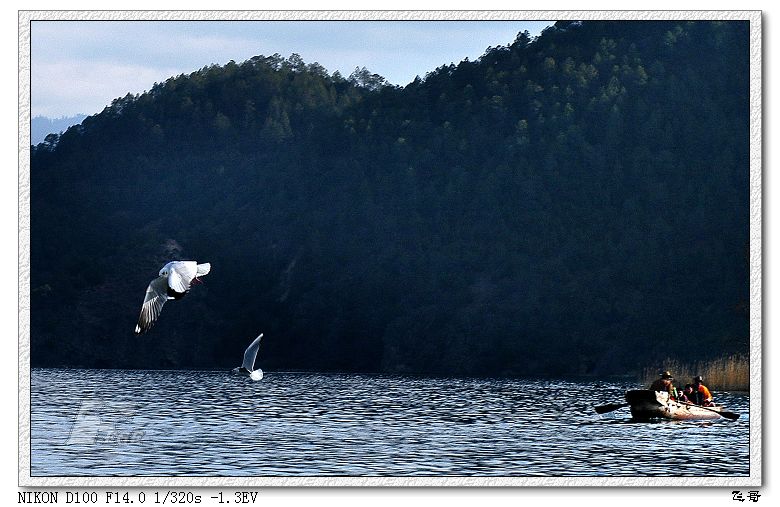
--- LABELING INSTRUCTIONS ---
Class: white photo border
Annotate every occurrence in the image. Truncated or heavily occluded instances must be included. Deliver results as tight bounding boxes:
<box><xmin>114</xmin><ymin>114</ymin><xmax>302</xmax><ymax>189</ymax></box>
<box><xmin>18</xmin><ymin>9</ymin><xmax>762</xmax><ymax>487</ymax></box>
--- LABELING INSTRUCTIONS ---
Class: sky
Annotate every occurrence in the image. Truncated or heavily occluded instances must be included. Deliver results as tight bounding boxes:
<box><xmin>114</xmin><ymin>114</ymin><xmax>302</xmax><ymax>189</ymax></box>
<box><xmin>31</xmin><ymin>20</ymin><xmax>553</xmax><ymax>119</ymax></box>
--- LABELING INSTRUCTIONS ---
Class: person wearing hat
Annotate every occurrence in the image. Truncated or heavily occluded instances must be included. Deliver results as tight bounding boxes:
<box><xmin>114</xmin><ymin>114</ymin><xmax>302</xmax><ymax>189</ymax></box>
<box><xmin>692</xmin><ymin>375</ymin><xmax>714</xmax><ymax>406</ymax></box>
<box><xmin>649</xmin><ymin>371</ymin><xmax>677</xmax><ymax>399</ymax></box>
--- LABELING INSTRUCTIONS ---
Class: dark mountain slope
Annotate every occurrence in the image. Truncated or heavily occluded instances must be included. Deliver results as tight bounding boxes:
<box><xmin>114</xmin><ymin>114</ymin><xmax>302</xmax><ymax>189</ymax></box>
<box><xmin>30</xmin><ymin>21</ymin><xmax>749</xmax><ymax>376</ymax></box>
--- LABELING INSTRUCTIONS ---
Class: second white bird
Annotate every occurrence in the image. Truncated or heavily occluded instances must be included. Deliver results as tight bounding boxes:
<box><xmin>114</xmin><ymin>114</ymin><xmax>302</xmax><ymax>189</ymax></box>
<box><xmin>233</xmin><ymin>333</ymin><xmax>264</xmax><ymax>381</ymax></box>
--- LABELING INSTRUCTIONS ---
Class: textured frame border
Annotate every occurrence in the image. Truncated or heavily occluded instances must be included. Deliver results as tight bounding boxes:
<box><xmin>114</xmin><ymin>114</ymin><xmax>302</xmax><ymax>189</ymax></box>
<box><xmin>18</xmin><ymin>9</ymin><xmax>762</xmax><ymax>488</ymax></box>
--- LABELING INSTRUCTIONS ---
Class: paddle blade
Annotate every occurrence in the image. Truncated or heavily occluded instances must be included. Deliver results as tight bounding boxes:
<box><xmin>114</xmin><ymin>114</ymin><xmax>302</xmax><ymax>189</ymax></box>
<box><xmin>719</xmin><ymin>410</ymin><xmax>740</xmax><ymax>421</ymax></box>
<box><xmin>595</xmin><ymin>403</ymin><xmax>629</xmax><ymax>414</ymax></box>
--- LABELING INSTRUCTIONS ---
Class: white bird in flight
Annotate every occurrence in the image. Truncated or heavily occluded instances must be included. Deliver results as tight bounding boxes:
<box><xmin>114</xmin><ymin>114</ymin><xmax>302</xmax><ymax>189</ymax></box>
<box><xmin>233</xmin><ymin>333</ymin><xmax>264</xmax><ymax>381</ymax></box>
<box><xmin>134</xmin><ymin>261</ymin><xmax>211</xmax><ymax>335</ymax></box>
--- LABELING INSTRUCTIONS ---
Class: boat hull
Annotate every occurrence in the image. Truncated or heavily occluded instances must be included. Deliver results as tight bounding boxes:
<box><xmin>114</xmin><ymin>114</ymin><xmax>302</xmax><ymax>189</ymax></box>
<box><xmin>625</xmin><ymin>390</ymin><xmax>723</xmax><ymax>421</ymax></box>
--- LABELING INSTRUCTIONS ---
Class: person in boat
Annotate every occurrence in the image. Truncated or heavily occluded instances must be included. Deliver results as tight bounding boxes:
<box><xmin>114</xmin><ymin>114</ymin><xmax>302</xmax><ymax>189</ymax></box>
<box><xmin>649</xmin><ymin>371</ymin><xmax>677</xmax><ymax>399</ymax></box>
<box><xmin>678</xmin><ymin>384</ymin><xmax>695</xmax><ymax>403</ymax></box>
<box><xmin>692</xmin><ymin>375</ymin><xmax>714</xmax><ymax>406</ymax></box>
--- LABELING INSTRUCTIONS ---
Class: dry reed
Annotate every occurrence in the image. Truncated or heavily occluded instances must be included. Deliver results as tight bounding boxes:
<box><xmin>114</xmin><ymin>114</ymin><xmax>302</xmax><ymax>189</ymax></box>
<box><xmin>641</xmin><ymin>354</ymin><xmax>749</xmax><ymax>391</ymax></box>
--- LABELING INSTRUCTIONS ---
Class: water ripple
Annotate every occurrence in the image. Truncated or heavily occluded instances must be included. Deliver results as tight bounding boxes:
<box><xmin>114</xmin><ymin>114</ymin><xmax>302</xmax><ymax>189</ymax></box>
<box><xmin>30</xmin><ymin>369</ymin><xmax>749</xmax><ymax>477</ymax></box>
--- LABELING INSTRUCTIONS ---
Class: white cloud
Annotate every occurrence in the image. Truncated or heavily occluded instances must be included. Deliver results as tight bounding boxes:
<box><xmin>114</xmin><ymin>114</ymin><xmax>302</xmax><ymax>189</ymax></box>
<box><xmin>32</xmin><ymin>60</ymin><xmax>185</xmax><ymax>117</ymax></box>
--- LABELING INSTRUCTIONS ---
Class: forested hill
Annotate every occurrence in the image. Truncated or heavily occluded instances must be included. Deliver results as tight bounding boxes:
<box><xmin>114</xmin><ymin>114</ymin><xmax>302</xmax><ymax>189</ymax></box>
<box><xmin>30</xmin><ymin>21</ymin><xmax>750</xmax><ymax>377</ymax></box>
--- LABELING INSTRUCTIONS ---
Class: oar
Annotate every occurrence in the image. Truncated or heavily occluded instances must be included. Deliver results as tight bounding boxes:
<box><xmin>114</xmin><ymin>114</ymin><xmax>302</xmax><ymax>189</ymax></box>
<box><xmin>594</xmin><ymin>402</ymin><xmax>629</xmax><ymax>414</ymax></box>
<box><xmin>680</xmin><ymin>400</ymin><xmax>740</xmax><ymax>421</ymax></box>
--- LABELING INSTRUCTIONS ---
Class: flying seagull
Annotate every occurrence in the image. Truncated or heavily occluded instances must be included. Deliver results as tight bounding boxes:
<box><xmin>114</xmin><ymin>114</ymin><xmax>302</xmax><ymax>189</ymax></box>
<box><xmin>134</xmin><ymin>261</ymin><xmax>211</xmax><ymax>335</ymax></box>
<box><xmin>233</xmin><ymin>333</ymin><xmax>264</xmax><ymax>381</ymax></box>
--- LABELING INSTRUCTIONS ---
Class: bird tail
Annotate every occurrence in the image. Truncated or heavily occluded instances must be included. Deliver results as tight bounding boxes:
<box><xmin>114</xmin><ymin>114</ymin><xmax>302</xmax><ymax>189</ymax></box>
<box><xmin>196</xmin><ymin>263</ymin><xmax>211</xmax><ymax>276</ymax></box>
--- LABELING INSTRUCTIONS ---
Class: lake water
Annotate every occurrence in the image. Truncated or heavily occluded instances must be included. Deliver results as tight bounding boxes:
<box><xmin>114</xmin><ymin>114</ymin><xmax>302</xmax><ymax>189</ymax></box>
<box><xmin>30</xmin><ymin>368</ymin><xmax>750</xmax><ymax>477</ymax></box>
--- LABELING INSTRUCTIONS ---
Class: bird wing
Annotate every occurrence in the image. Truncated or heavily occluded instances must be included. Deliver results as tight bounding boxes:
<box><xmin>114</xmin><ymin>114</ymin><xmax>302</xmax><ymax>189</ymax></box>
<box><xmin>135</xmin><ymin>276</ymin><xmax>169</xmax><ymax>334</ymax></box>
<box><xmin>167</xmin><ymin>261</ymin><xmax>198</xmax><ymax>294</ymax></box>
<box><xmin>242</xmin><ymin>333</ymin><xmax>264</xmax><ymax>371</ymax></box>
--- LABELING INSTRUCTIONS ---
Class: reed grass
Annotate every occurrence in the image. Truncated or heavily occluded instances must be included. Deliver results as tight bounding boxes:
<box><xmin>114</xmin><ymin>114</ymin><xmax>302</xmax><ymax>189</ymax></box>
<box><xmin>641</xmin><ymin>354</ymin><xmax>749</xmax><ymax>391</ymax></box>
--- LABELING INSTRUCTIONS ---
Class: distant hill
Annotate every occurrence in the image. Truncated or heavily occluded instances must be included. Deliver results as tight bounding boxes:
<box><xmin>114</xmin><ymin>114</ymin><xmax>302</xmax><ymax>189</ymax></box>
<box><xmin>31</xmin><ymin>114</ymin><xmax>87</xmax><ymax>145</ymax></box>
<box><xmin>30</xmin><ymin>21</ymin><xmax>750</xmax><ymax>377</ymax></box>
